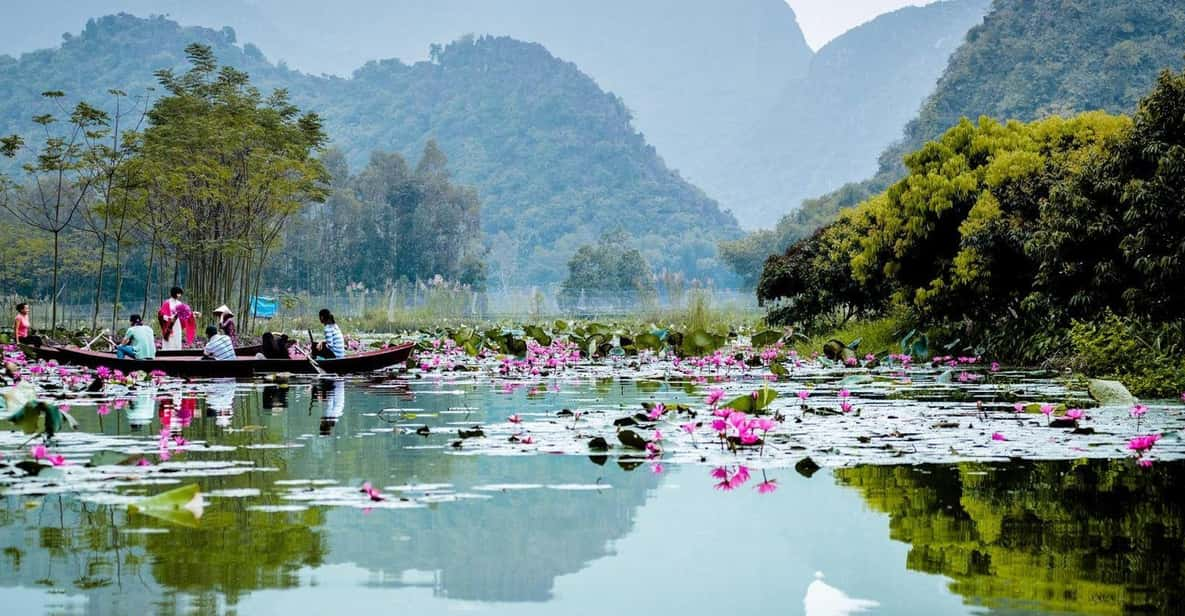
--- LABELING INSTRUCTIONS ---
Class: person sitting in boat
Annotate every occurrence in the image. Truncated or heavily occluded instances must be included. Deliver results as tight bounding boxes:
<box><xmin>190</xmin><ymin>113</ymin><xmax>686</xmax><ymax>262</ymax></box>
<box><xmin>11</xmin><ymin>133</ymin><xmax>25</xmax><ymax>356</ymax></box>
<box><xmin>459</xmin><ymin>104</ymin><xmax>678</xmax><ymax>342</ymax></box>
<box><xmin>260</xmin><ymin>331</ymin><xmax>293</xmax><ymax>359</ymax></box>
<box><xmin>158</xmin><ymin>287</ymin><xmax>198</xmax><ymax>350</ymax></box>
<box><xmin>202</xmin><ymin>325</ymin><xmax>236</xmax><ymax>361</ymax></box>
<box><xmin>312</xmin><ymin>309</ymin><xmax>345</xmax><ymax>360</ymax></box>
<box><xmin>212</xmin><ymin>305</ymin><xmax>237</xmax><ymax>341</ymax></box>
<box><xmin>13</xmin><ymin>302</ymin><xmax>41</xmax><ymax>346</ymax></box>
<box><xmin>116</xmin><ymin>314</ymin><xmax>157</xmax><ymax>360</ymax></box>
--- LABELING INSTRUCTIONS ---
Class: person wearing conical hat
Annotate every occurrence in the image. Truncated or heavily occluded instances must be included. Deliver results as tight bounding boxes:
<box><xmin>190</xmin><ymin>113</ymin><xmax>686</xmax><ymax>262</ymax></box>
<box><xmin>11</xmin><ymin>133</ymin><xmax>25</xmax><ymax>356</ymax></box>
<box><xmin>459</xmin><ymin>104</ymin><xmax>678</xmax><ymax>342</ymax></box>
<box><xmin>212</xmin><ymin>304</ymin><xmax>237</xmax><ymax>342</ymax></box>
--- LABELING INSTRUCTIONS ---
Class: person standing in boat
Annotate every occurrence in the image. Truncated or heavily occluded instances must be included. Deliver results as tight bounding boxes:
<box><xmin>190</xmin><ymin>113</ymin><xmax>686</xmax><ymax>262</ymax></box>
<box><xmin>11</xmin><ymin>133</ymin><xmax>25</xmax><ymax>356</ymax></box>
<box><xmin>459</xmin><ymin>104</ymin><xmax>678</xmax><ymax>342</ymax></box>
<box><xmin>312</xmin><ymin>308</ymin><xmax>346</xmax><ymax>360</ymax></box>
<box><xmin>212</xmin><ymin>305</ymin><xmax>237</xmax><ymax>342</ymax></box>
<box><xmin>158</xmin><ymin>287</ymin><xmax>198</xmax><ymax>350</ymax></box>
<box><xmin>116</xmin><ymin>314</ymin><xmax>157</xmax><ymax>360</ymax></box>
<box><xmin>13</xmin><ymin>303</ymin><xmax>41</xmax><ymax>346</ymax></box>
<box><xmin>202</xmin><ymin>325</ymin><xmax>236</xmax><ymax>361</ymax></box>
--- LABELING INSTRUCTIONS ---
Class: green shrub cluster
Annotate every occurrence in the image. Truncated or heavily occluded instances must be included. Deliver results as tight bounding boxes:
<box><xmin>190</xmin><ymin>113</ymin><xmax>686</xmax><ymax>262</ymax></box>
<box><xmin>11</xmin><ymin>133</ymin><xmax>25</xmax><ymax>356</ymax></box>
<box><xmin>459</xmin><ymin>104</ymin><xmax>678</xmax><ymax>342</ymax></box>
<box><xmin>759</xmin><ymin>68</ymin><xmax>1185</xmax><ymax>369</ymax></box>
<box><xmin>1068</xmin><ymin>314</ymin><xmax>1185</xmax><ymax>398</ymax></box>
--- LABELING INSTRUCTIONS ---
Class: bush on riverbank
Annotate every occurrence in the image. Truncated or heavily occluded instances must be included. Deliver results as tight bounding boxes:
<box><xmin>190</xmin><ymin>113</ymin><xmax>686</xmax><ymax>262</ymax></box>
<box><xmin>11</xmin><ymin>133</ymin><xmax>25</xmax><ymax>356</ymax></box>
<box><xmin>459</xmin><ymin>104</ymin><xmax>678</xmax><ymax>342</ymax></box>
<box><xmin>757</xmin><ymin>67</ymin><xmax>1185</xmax><ymax>394</ymax></box>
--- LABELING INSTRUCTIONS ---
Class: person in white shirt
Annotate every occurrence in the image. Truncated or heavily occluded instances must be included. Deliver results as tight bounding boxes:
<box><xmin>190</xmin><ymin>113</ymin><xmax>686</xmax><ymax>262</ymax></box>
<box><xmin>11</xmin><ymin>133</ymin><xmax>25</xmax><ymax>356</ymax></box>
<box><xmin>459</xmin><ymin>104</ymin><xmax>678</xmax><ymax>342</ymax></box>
<box><xmin>202</xmin><ymin>325</ymin><xmax>235</xmax><ymax>361</ymax></box>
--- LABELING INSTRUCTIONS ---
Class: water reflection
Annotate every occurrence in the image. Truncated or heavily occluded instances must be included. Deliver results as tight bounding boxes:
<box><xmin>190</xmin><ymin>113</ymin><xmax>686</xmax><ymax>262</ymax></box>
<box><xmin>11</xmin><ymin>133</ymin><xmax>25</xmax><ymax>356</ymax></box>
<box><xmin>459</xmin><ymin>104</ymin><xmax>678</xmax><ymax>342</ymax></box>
<box><xmin>3</xmin><ymin>378</ymin><xmax>1185</xmax><ymax>615</ymax></box>
<box><xmin>834</xmin><ymin>459</ymin><xmax>1185</xmax><ymax>614</ymax></box>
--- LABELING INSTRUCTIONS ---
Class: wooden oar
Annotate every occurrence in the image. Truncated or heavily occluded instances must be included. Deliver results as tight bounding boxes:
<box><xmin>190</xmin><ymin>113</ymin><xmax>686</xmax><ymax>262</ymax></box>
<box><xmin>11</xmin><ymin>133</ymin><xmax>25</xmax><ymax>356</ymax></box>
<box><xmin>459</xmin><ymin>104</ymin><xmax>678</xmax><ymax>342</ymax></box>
<box><xmin>82</xmin><ymin>330</ymin><xmax>108</xmax><ymax>350</ymax></box>
<box><xmin>292</xmin><ymin>343</ymin><xmax>327</xmax><ymax>376</ymax></box>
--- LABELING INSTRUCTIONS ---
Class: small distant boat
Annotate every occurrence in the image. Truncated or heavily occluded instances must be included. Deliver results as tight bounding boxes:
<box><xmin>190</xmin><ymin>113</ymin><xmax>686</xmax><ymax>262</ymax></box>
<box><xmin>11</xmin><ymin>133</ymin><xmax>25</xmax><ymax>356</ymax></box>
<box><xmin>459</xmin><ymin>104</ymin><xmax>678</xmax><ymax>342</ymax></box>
<box><xmin>21</xmin><ymin>343</ymin><xmax>415</xmax><ymax>378</ymax></box>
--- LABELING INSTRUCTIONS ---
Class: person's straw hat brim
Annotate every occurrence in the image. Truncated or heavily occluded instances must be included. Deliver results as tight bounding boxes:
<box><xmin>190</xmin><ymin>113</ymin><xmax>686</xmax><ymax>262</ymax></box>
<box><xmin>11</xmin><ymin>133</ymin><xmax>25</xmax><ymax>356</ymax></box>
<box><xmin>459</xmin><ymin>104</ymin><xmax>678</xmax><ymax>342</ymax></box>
<box><xmin>213</xmin><ymin>305</ymin><xmax>234</xmax><ymax>316</ymax></box>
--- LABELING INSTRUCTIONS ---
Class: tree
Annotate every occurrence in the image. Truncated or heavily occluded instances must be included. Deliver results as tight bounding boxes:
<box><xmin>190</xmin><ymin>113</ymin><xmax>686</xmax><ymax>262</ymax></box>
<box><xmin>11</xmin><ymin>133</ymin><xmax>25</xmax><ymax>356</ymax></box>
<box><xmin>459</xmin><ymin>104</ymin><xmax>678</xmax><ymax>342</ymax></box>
<box><xmin>0</xmin><ymin>92</ymin><xmax>109</xmax><ymax>330</ymax></box>
<box><xmin>137</xmin><ymin>44</ymin><xmax>329</xmax><ymax>318</ymax></box>
<box><xmin>558</xmin><ymin>231</ymin><xmax>655</xmax><ymax>310</ymax></box>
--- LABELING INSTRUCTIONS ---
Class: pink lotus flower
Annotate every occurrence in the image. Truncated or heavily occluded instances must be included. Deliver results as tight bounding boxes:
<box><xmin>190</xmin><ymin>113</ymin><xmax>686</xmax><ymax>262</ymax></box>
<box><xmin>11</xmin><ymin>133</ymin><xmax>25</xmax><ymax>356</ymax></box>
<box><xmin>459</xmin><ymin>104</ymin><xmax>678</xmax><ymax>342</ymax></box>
<box><xmin>652</xmin><ymin>429</ymin><xmax>664</xmax><ymax>442</ymax></box>
<box><xmin>48</xmin><ymin>454</ymin><xmax>67</xmax><ymax>466</ymax></box>
<box><xmin>136</xmin><ymin>458</ymin><xmax>152</xmax><ymax>467</ymax></box>
<box><xmin>361</xmin><ymin>482</ymin><xmax>384</xmax><ymax>502</ymax></box>
<box><xmin>680</xmin><ymin>422</ymin><xmax>696</xmax><ymax>435</ymax></box>
<box><xmin>754</xmin><ymin>418</ymin><xmax>777</xmax><ymax>432</ymax></box>
<box><xmin>520</xmin><ymin>434</ymin><xmax>534</xmax><ymax>445</ymax></box>
<box><xmin>1130</xmin><ymin>404</ymin><xmax>1148</xmax><ymax>419</ymax></box>
<box><xmin>991</xmin><ymin>432</ymin><xmax>1007</xmax><ymax>441</ymax></box>
<box><xmin>756</xmin><ymin>479</ymin><xmax>778</xmax><ymax>494</ymax></box>
<box><xmin>1064</xmin><ymin>409</ymin><xmax>1084</xmax><ymax>420</ymax></box>
<box><xmin>864</xmin><ymin>353</ymin><xmax>875</xmax><ymax>362</ymax></box>
<box><xmin>990</xmin><ymin>362</ymin><xmax>1000</xmax><ymax>372</ymax></box>
<box><xmin>30</xmin><ymin>444</ymin><xmax>47</xmax><ymax>460</ymax></box>
<box><xmin>705</xmin><ymin>388</ymin><xmax>725</xmax><ymax>407</ymax></box>
<box><xmin>838</xmin><ymin>389</ymin><xmax>851</xmax><ymax>399</ymax></box>
<box><xmin>174</xmin><ymin>436</ymin><xmax>187</xmax><ymax>446</ymax></box>
<box><xmin>710</xmin><ymin>418</ymin><xmax>727</xmax><ymax>432</ymax></box>
<box><xmin>97</xmin><ymin>404</ymin><xmax>110</xmax><ymax>416</ymax></box>
<box><xmin>508</xmin><ymin>414</ymin><xmax>522</xmax><ymax>424</ymax></box>
<box><xmin>1012</xmin><ymin>403</ymin><xmax>1025</xmax><ymax>413</ymax></box>
<box><xmin>1128</xmin><ymin>434</ymin><xmax>1161</xmax><ymax>453</ymax></box>
<box><xmin>840</xmin><ymin>401</ymin><xmax>854</xmax><ymax>414</ymax></box>
<box><xmin>797</xmin><ymin>390</ymin><xmax>810</xmax><ymax>401</ymax></box>
<box><xmin>647</xmin><ymin>403</ymin><xmax>666</xmax><ymax>421</ymax></box>
<box><xmin>1040</xmin><ymin>404</ymin><xmax>1055</xmax><ymax>418</ymax></box>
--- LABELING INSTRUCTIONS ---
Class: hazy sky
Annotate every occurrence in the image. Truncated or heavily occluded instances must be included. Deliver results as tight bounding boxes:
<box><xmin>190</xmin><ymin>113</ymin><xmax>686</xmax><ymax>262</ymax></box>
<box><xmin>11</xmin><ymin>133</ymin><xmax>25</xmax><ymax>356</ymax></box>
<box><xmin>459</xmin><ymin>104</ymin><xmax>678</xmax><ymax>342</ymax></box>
<box><xmin>787</xmin><ymin>0</ymin><xmax>938</xmax><ymax>49</ymax></box>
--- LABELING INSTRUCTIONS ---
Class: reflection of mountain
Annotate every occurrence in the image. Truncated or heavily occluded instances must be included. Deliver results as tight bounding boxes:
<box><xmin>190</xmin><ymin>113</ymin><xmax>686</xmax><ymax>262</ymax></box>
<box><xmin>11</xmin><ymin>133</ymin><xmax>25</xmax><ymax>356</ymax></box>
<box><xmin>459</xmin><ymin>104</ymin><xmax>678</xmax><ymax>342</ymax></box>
<box><xmin>321</xmin><ymin>454</ymin><xmax>659</xmax><ymax>602</ymax></box>
<box><xmin>834</xmin><ymin>460</ymin><xmax>1185</xmax><ymax>614</ymax></box>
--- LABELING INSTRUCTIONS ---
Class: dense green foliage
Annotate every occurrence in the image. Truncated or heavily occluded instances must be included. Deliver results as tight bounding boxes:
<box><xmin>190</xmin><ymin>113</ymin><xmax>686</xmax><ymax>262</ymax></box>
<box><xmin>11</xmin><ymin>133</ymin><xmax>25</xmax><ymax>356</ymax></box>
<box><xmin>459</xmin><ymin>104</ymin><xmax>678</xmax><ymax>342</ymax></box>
<box><xmin>0</xmin><ymin>14</ymin><xmax>741</xmax><ymax>287</ymax></box>
<box><xmin>270</xmin><ymin>143</ymin><xmax>484</xmax><ymax>294</ymax></box>
<box><xmin>558</xmin><ymin>232</ymin><xmax>655</xmax><ymax>311</ymax></box>
<box><xmin>759</xmin><ymin>68</ymin><xmax>1185</xmax><ymax>378</ymax></box>
<box><xmin>139</xmin><ymin>43</ymin><xmax>330</xmax><ymax>317</ymax></box>
<box><xmin>739</xmin><ymin>0</ymin><xmax>1185</xmax><ymax>269</ymax></box>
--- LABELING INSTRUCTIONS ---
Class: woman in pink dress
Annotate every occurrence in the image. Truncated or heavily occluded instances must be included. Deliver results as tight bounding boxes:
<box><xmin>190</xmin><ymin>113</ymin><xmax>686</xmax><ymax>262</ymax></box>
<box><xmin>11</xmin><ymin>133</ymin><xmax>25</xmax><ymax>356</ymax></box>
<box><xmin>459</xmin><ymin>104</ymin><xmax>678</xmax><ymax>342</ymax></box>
<box><xmin>158</xmin><ymin>287</ymin><xmax>198</xmax><ymax>350</ymax></box>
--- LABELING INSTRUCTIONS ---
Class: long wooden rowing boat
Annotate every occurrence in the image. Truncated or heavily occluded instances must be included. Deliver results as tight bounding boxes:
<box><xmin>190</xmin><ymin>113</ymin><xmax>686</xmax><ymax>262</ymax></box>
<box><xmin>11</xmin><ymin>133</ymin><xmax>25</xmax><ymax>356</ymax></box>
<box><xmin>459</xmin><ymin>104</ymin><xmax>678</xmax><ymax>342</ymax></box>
<box><xmin>21</xmin><ymin>343</ymin><xmax>415</xmax><ymax>377</ymax></box>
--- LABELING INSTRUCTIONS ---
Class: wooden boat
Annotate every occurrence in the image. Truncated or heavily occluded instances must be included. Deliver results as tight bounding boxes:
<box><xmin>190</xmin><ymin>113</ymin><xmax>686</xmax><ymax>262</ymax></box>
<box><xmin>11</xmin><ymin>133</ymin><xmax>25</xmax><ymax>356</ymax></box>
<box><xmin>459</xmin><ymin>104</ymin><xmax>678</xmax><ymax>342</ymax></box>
<box><xmin>21</xmin><ymin>342</ymin><xmax>415</xmax><ymax>378</ymax></box>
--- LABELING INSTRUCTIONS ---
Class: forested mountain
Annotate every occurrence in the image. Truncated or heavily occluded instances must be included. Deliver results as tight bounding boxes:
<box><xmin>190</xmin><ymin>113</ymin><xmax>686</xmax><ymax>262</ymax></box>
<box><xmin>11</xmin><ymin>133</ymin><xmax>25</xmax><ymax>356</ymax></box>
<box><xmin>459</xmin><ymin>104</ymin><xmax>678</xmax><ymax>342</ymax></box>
<box><xmin>0</xmin><ymin>0</ymin><xmax>813</xmax><ymax>225</ymax></box>
<box><xmin>758</xmin><ymin>0</ymin><xmax>1185</xmax><ymax>257</ymax></box>
<box><xmin>723</xmin><ymin>0</ymin><xmax>990</xmax><ymax>227</ymax></box>
<box><xmin>0</xmin><ymin>14</ymin><xmax>741</xmax><ymax>285</ymax></box>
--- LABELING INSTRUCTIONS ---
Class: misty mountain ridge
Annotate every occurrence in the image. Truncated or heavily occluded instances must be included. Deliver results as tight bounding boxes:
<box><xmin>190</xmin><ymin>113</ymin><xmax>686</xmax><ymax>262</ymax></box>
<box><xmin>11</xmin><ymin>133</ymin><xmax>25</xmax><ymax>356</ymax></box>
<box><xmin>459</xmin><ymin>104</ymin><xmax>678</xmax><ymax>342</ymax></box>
<box><xmin>0</xmin><ymin>13</ymin><xmax>740</xmax><ymax>285</ymax></box>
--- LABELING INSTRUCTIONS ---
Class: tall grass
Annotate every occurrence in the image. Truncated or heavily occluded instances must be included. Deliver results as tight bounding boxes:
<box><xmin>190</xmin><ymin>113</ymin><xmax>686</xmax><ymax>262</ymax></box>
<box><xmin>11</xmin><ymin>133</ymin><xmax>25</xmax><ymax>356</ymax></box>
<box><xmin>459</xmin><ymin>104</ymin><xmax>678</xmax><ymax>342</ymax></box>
<box><xmin>790</xmin><ymin>317</ymin><xmax>901</xmax><ymax>358</ymax></box>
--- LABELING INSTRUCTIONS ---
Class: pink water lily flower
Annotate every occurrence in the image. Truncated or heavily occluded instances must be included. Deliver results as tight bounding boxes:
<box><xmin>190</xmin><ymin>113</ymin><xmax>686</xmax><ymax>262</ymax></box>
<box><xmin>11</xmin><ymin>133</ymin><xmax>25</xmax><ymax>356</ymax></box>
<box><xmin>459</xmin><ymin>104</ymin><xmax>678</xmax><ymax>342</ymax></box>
<box><xmin>520</xmin><ymin>434</ymin><xmax>535</xmax><ymax>445</ymax></box>
<box><xmin>508</xmin><ymin>414</ymin><xmax>522</xmax><ymax>424</ymax></box>
<box><xmin>991</xmin><ymin>432</ymin><xmax>1007</xmax><ymax>441</ymax></box>
<box><xmin>756</xmin><ymin>479</ymin><xmax>778</xmax><ymax>494</ymax></box>
<box><xmin>647</xmin><ymin>403</ymin><xmax>666</xmax><ymax>421</ymax></box>
<box><xmin>680</xmin><ymin>422</ymin><xmax>697</xmax><ymax>435</ymax></box>
<box><xmin>1128</xmin><ymin>434</ymin><xmax>1161</xmax><ymax>453</ymax></box>
<box><xmin>797</xmin><ymin>390</ymin><xmax>810</xmax><ymax>401</ymax></box>
<box><xmin>754</xmin><ymin>418</ymin><xmax>777</xmax><ymax>432</ymax></box>
<box><xmin>1040</xmin><ymin>404</ymin><xmax>1055</xmax><ymax>417</ymax></box>
<box><xmin>30</xmin><ymin>444</ymin><xmax>47</xmax><ymax>460</ymax></box>
<box><xmin>1012</xmin><ymin>403</ymin><xmax>1025</xmax><ymax>413</ymax></box>
<box><xmin>96</xmin><ymin>404</ymin><xmax>110</xmax><ymax>416</ymax></box>
<box><xmin>652</xmin><ymin>429</ymin><xmax>664</xmax><ymax>442</ymax></box>
<box><xmin>705</xmin><ymin>388</ymin><xmax>725</xmax><ymax>407</ymax></box>
<box><xmin>840</xmin><ymin>401</ymin><xmax>854</xmax><ymax>414</ymax></box>
<box><xmin>360</xmin><ymin>482</ymin><xmax>384</xmax><ymax>502</ymax></box>
<box><xmin>1130</xmin><ymin>404</ymin><xmax>1148</xmax><ymax>418</ymax></box>
<box><xmin>838</xmin><ymin>389</ymin><xmax>851</xmax><ymax>399</ymax></box>
<box><xmin>1064</xmin><ymin>409</ymin><xmax>1084</xmax><ymax>420</ymax></box>
<box><xmin>48</xmin><ymin>454</ymin><xmax>67</xmax><ymax>466</ymax></box>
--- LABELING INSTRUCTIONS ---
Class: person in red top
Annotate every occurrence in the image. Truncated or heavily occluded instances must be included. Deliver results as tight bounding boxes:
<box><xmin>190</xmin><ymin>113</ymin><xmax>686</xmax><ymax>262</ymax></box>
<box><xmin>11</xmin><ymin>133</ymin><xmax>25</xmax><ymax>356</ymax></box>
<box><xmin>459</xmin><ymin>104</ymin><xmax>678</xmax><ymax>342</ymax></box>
<box><xmin>13</xmin><ymin>303</ymin><xmax>40</xmax><ymax>346</ymax></box>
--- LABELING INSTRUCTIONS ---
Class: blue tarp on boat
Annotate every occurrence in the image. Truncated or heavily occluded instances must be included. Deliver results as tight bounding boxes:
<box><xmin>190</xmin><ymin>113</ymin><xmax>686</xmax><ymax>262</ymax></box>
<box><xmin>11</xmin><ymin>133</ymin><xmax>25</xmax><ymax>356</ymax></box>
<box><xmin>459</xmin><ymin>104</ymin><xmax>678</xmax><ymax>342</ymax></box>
<box><xmin>251</xmin><ymin>296</ymin><xmax>278</xmax><ymax>319</ymax></box>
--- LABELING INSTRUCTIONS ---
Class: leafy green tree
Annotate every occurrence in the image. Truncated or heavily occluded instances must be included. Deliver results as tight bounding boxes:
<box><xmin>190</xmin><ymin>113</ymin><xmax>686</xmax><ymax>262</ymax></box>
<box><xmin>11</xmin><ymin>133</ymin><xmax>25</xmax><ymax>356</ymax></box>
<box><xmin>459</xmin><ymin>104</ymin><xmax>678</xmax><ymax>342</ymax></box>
<box><xmin>138</xmin><ymin>43</ymin><xmax>329</xmax><ymax>318</ymax></box>
<box><xmin>558</xmin><ymin>231</ymin><xmax>655</xmax><ymax>310</ymax></box>
<box><xmin>0</xmin><ymin>92</ymin><xmax>109</xmax><ymax>330</ymax></box>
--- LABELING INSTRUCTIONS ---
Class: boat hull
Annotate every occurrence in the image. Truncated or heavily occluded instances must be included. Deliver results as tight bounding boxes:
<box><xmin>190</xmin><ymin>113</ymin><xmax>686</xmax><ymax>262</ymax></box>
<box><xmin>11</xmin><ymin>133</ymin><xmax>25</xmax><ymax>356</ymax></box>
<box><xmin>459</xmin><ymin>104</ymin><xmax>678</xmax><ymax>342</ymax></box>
<box><xmin>21</xmin><ymin>343</ymin><xmax>414</xmax><ymax>377</ymax></box>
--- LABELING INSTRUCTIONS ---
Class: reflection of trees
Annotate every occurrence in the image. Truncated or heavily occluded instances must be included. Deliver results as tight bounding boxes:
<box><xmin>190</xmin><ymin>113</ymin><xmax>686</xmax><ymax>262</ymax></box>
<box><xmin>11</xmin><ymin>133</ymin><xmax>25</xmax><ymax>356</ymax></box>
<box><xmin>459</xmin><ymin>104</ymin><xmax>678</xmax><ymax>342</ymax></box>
<box><xmin>835</xmin><ymin>460</ymin><xmax>1185</xmax><ymax>614</ymax></box>
<box><xmin>322</xmin><ymin>454</ymin><xmax>659</xmax><ymax>602</ymax></box>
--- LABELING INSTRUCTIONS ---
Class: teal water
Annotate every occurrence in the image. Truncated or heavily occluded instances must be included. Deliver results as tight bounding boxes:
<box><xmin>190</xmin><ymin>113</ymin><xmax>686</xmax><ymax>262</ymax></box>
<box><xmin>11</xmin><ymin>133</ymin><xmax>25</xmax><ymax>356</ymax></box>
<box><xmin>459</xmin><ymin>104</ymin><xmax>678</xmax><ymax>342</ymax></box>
<box><xmin>2</xmin><ymin>376</ymin><xmax>1182</xmax><ymax>615</ymax></box>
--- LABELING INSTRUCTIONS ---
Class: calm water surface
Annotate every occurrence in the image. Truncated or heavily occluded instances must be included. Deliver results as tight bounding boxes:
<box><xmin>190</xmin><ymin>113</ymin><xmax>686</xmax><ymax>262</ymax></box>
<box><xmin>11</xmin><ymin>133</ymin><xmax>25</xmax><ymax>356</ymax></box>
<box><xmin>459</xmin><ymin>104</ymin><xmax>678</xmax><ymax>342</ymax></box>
<box><xmin>2</xmin><ymin>376</ymin><xmax>1182</xmax><ymax>615</ymax></box>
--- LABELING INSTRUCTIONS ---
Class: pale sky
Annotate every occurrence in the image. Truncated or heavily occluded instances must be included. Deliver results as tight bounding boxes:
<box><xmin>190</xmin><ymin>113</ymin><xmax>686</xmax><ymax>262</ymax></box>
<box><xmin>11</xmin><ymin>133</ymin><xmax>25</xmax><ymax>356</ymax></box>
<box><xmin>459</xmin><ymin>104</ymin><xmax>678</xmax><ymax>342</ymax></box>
<box><xmin>787</xmin><ymin>0</ymin><xmax>938</xmax><ymax>50</ymax></box>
